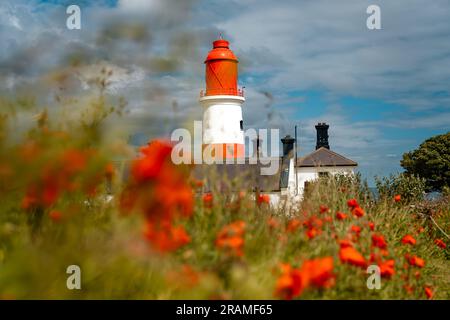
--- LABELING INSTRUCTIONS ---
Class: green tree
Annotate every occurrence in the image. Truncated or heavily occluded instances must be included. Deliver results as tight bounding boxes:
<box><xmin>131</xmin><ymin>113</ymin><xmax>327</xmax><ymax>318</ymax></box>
<box><xmin>401</xmin><ymin>132</ymin><xmax>450</xmax><ymax>192</ymax></box>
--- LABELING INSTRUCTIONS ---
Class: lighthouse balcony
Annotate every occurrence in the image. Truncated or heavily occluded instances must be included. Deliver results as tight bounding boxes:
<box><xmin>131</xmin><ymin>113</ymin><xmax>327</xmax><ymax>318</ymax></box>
<box><xmin>200</xmin><ymin>88</ymin><xmax>244</xmax><ymax>98</ymax></box>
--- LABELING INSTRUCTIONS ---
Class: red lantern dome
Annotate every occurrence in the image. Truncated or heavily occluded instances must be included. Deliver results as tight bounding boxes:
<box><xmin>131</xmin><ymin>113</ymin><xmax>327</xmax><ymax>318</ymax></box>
<box><xmin>202</xmin><ymin>38</ymin><xmax>243</xmax><ymax>97</ymax></box>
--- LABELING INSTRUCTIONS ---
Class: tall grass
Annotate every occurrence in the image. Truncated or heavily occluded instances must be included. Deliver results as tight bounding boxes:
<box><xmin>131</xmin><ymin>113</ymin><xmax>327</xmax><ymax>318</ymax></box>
<box><xmin>0</xmin><ymin>97</ymin><xmax>448</xmax><ymax>300</ymax></box>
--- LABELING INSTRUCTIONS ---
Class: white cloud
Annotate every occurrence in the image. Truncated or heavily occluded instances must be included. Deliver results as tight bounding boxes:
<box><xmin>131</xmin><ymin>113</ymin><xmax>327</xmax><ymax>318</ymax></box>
<box><xmin>118</xmin><ymin>0</ymin><xmax>162</xmax><ymax>12</ymax></box>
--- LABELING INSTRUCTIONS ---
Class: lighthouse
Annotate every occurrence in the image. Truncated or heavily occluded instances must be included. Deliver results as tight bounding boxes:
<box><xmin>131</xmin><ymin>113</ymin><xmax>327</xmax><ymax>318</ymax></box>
<box><xmin>200</xmin><ymin>38</ymin><xmax>245</xmax><ymax>162</ymax></box>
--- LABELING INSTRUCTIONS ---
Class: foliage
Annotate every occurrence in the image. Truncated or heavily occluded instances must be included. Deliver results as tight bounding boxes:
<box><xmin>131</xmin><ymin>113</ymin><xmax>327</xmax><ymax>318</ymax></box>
<box><xmin>375</xmin><ymin>173</ymin><xmax>427</xmax><ymax>204</ymax></box>
<box><xmin>401</xmin><ymin>132</ymin><xmax>450</xmax><ymax>192</ymax></box>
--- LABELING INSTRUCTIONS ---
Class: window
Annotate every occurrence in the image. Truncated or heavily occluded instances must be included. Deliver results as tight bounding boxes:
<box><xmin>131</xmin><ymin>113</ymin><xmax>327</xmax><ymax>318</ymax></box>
<box><xmin>318</xmin><ymin>172</ymin><xmax>329</xmax><ymax>178</ymax></box>
<box><xmin>240</xmin><ymin>120</ymin><xmax>243</xmax><ymax>130</ymax></box>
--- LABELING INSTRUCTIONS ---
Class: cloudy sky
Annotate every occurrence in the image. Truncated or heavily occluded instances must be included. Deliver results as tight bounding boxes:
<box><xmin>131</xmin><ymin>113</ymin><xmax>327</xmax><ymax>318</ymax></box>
<box><xmin>1</xmin><ymin>0</ymin><xmax>449</xmax><ymax>185</ymax></box>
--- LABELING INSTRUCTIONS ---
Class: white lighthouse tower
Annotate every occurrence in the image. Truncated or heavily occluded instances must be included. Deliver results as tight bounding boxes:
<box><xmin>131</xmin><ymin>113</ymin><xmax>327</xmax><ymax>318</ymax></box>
<box><xmin>200</xmin><ymin>38</ymin><xmax>245</xmax><ymax>162</ymax></box>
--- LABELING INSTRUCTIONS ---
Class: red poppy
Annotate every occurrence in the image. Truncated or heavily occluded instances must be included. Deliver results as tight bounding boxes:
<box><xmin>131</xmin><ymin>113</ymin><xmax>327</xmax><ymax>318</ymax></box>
<box><xmin>352</xmin><ymin>206</ymin><xmax>365</xmax><ymax>217</ymax></box>
<box><xmin>379</xmin><ymin>259</ymin><xmax>395</xmax><ymax>278</ymax></box>
<box><xmin>347</xmin><ymin>198</ymin><xmax>359</xmax><ymax>208</ymax></box>
<box><xmin>339</xmin><ymin>246</ymin><xmax>366</xmax><ymax>268</ymax></box>
<box><xmin>131</xmin><ymin>140</ymin><xmax>173</xmax><ymax>183</ymax></box>
<box><xmin>424</xmin><ymin>286</ymin><xmax>433</xmax><ymax>299</ymax></box>
<box><xmin>144</xmin><ymin>222</ymin><xmax>191</xmax><ymax>252</ymax></box>
<box><xmin>394</xmin><ymin>194</ymin><xmax>401</xmax><ymax>202</ymax></box>
<box><xmin>286</xmin><ymin>219</ymin><xmax>302</xmax><ymax>232</ymax></box>
<box><xmin>336</xmin><ymin>212</ymin><xmax>347</xmax><ymax>220</ymax></box>
<box><xmin>319</xmin><ymin>205</ymin><xmax>329</xmax><ymax>214</ymax></box>
<box><xmin>372</xmin><ymin>234</ymin><xmax>387</xmax><ymax>249</ymax></box>
<box><xmin>401</xmin><ymin>235</ymin><xmax>416</xmax><ymax>245</ymax></box>
<box><xmin>301</xmin><ymin>257</ymin><xmax>335</xmax><ymax>289</ymax></box>
<box><xmin>339</xmin><ymin>239</ymin><xmax>354</xmax><ymax>248</ymax></box>
<box><xmin>257</xmin><ymin>194</ymin><xmax>270</xmax><ymax>205</ymax></box>
<box><xmin>434</xmin><ymin>239</ymin><xmax>446</xmax><ymax>249</ymax></box>
<box><xmin>351</xmin><ymin>225</ymin><xmax>361</xmax><ymax>235</ymax></box>
<box><xmin>306</xmin><ymin>227</ymin><xmax>320</xmax><ymax>239</ymax></box>
<box><xmin>216</xmin><ymin>220</ymin><xmax>246</xmax><ymax>257</ymax></box>
<box><xmin>202</xmin><ymin>193</ymin><xmax>213</xmax><ymax>208</ymax></box>
<box><xmin>407</xmin><ymin>255</ymin><xmax>425</xmax><ymax>268</ymax></box>
<box><xmin>274</xmin><ymin>265</ymin><xmax>304</xmax><ymax>300</ymax></box>
<box><xmin>368</xmin><ymin>222</ymin><xmax>375</xmax><ymax>231</ymax></box>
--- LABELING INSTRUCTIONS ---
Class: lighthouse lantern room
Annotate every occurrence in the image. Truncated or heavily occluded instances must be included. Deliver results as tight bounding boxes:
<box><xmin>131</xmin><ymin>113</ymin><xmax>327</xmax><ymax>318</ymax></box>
<box><xmin>200</xmin><ymin>38</ymin><xmax>245</xmax><ymax>161</ymax></box>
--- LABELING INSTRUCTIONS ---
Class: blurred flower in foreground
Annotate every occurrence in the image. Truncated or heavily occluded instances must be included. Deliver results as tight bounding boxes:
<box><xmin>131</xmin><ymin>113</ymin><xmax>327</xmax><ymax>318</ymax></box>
<box><xmin>120</xmin><ymin>140</ymin><xmax>193</xmax><ymax>252</ymax></box>
<box><xmin>339</xmin><ymin>246</ymin><xmax>366</xmax><ymax>268</ymax></box>
<box><xmin>275</xmin><ymin>257</ymin><xmax>335</xmax><ymax>300</ymax></box>
<box><xmin>215</xmin><ymin>220</ymin><xmax>246</xmax><ymax>257</ymax></box>
<box><xmin>378</xmin><ymin>259</ymin><xmax>395</xmax><ymax>278</ymax></box>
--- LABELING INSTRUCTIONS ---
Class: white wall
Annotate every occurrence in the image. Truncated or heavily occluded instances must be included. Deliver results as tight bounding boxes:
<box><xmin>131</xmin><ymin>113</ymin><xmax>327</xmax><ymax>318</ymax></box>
<box><xmin>295</xmin><ymin>166</ymin><xmax>355</xmax><ymax>199</ymax></box>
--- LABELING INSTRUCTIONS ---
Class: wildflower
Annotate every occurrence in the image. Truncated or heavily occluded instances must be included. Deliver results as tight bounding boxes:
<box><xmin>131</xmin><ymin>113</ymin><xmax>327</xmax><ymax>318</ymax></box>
<box><xmin>336</xmin><ymin>212</ymin><xmax>347</xmax><ymax>220</ymax></box>
<box><xmin>339</xmin><ymin>246</ymin><xmax>366</xmax><ymax>268</ymax></box>
<box><xmin>394</xmin><ymin>194</ymin><xmax>401</xmax><ymax>202</ymax></box>
<box><xmin>371</xmin><ymin>234</ymin><xmax>387</xmax><ymax>249</ymax></box>
<box><xmin>131</xmin><ymin>140</ymin><xmax>173</xmax><ymax>183</ymax></box>
<box><xmin>274</xmin><ymin>265</ymin><xmax>304</xmax><ymax>300</ymax></box>
<box><xmin>338</xmin><ymin>239</ymin><xmax>354</xmax><ymax>248</ymax></box>
<box><xmin>352</xmin><ymin>206</ymin><xmax>365</xmax><ymax>217</ymax></box>
<box><xmin>407</xmin><ymin>255</ymin><xmax>425</xmax><ymax>268</ymax></box>
<box><xmin>202</xmin><ymin>193</ymin><xmax>213</xmax><ymax>208</ymax></box>
<box><xmin>319</xmin><ymin>205</ymin><xmax>329</xmax><ymax>214</ymax></box>
<box><xmin>350</xmin><ymin>225</ymin><xmax>361</xmax><ymax>235</ymax></box>
<box><xmin>49</xmin><ymin>210</ymin><xmax>62</xmax><ymax>222</ymax></box>
<box><xmin>323</xmin><ymin>216</ymin><xmax>332</xmax><ymax>223</ymax></box>
<box><xmin>215</xmin><ymin>220</ymin><xmax>246</xmax><ymax>257</ymax></box>
<box><xmin>306</xmin><ymin>227</ymin><xmax>320</xmax><ymax>239</ymax></box>
<box><xmin>401</xmin><ymin>235</ymin><xmax>416</xmax><ymax>246</ymax></box>
<box><xmin>61</xmin><ymin>149</ymin><xmax>87</xmax><ymax>175</ymax></box>
<box><xmin>144</xmin><ymin>222</ymin><xmax>191</xmax><ymax>252</ymax></box>
<box><xmin>424</xmin><ymin>286</ymin><xmax>433</xmax><ymax>299</ymax></box>
<box><xmin>257</xmin><ymin>194</ymin><xmax>270</xmax><ymax>205</ymax></box>
<box><xmin>379</xmin><ymin>259</ymin><xmax>395</xmax><ymax>278</ymax></box>
<box><xmin>347</xmin><ymin>198</ymin><xmax>359</xmax><ymax>208</ymax></box>
<box><xmin>434</xmin><ymin>239</ymin><xmax>446</xmax><ymax>249</ymax></box>
<box><xmin>301</xmin><ymin>257</ymin><xmax>335</xmax><ymax>289</ymax></box>
<box><xmin>286</xmin><ymin>219</ymin><xmax>301</xmax><ymax>232</ymax></box>
<box><xmin>368</xmin><ymin>222</ymin><xmax>375</xmax><ymax>231</ymax></box>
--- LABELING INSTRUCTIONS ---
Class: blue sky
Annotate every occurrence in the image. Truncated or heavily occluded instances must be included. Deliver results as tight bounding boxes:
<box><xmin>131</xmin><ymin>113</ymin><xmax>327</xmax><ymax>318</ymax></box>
<box><xmin>1</xmin><ymin>0</ymin><xmax>449</xmax><ymax>185</ymax></box>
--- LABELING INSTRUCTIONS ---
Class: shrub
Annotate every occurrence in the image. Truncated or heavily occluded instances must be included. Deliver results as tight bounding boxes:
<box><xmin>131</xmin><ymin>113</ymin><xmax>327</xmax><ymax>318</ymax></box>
<box><xmin>375</xmin><ymin>173</ymin><xmax>426</xmax><ymax>203</ymax></box>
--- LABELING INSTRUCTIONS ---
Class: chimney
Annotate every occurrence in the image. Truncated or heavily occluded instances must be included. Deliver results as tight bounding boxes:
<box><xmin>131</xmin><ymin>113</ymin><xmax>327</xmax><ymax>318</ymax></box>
<box><xmin>281</xmin><ymin>135</ymin><xmax>295</xmax><ymax>157</ymax></box>
<box><xmin>315</xmin><ymin>123</ymin><xmax>330</xmax><ymax>150</ymax></box>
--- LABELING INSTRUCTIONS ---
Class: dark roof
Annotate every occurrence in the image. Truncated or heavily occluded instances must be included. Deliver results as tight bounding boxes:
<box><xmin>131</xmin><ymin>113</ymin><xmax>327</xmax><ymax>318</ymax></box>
<box><xmin>296</xmin><ymin>147</ymin><xmax>357</xmax><ymax>167</ymax></box>
<box><xmin>191</xmin><ymin>157</ymin><xmax>286</xmax><ymax>192</ymax></box>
